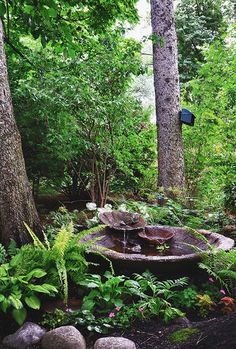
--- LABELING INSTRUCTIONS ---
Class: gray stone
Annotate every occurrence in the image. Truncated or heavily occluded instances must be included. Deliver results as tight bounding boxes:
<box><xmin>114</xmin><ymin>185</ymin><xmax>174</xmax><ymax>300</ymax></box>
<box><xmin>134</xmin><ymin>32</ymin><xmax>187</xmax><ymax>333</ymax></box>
<box><xmin>173</xmin><ymin>316</ymin><xmax>191</xmax><ymax>327</ymax></box>
<box><xmin>2</xmin><ymin>322</ymin><xmax>46</xmax><ymax>349</ymax></box>
<box><xmin>94</xmin><ymin>337</ymin><xmax>136</xmax><ymax>349</ymax></box>
<box><xmin>41</xmin><ymin>326</ymin><xmax>86</xmax><ymax>349</ymax></box>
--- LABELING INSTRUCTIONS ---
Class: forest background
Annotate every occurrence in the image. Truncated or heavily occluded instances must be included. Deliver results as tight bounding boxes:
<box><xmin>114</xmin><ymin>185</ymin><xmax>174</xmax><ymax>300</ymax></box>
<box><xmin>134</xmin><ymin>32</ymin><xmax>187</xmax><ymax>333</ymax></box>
<box><xmin>4</xmin><ymin>0</ymin><xmax>236</xmax><ymax>213</ymax></box>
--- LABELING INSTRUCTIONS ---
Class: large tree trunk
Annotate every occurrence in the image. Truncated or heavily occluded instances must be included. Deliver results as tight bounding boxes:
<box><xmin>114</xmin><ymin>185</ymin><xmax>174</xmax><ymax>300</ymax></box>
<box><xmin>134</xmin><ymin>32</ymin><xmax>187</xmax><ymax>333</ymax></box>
<box><xmin>150</xmin><ymin>0</ymin><xmax>185</xmax><ymax>195</ymax></box>
<box><xmin>0</xmin><ymin>19</ymin><xmax>41</xmax><ymax>246</ymax></box>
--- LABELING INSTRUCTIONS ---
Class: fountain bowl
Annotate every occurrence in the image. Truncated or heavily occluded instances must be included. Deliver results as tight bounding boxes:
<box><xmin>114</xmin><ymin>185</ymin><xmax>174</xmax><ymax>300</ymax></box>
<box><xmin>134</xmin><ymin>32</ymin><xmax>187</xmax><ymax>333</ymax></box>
<box><xmin>99</xmin><ymin>211</ymin><xmax>145</xmax><ymax>231</ymax></box>
<box><xmin>84</xmin><ymin>225</ymin><xmax>235</xmax><ymax>273</ymax></box>
<box><xmin>138</xmin><ymin>227</ymin><xmax>174</xmax><ymax>245</ymax></box>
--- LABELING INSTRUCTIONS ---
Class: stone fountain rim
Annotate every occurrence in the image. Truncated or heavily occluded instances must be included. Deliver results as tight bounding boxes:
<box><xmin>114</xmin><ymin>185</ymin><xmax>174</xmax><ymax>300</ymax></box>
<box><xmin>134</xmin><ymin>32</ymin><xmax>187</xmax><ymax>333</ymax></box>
<box><xmin>96</xmin><ymin>225</ymin><xmax>235</xmax><ymax>262</ymax></box>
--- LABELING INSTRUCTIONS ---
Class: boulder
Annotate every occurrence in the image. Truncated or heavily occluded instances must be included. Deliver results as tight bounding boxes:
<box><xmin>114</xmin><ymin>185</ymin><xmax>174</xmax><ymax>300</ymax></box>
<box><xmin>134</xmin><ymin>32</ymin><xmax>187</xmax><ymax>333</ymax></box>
<box><xmin>41</xmin><ymin>326</ymin><xmax>86</xmax><ymax>349</ymax></box>
<box><xmin>2</xmin><ymin>322</ymin><xmax>46</xmax><ymax>349</ymax></box>
<box><xmin>94</xmin><ymin>337</ymin><xmax>136</xmax><ymax>349</ymax></box>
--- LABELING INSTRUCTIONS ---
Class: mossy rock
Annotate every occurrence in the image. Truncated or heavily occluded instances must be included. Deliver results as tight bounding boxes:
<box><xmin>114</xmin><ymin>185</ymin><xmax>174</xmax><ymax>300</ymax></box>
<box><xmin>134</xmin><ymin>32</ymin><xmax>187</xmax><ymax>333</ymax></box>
<box><xmin>169</xmin><ymin>328</ymin><xmax>199</xmax><ymax>343</ymax></box>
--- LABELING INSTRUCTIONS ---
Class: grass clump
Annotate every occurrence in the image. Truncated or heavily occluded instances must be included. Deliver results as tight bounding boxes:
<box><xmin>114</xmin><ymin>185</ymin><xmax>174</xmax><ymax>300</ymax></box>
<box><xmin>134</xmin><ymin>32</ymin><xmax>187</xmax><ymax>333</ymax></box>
<box><xmin>169</xmin><ymin>328</ymin><xmax>199</xmax><ymax>343</ymax></box>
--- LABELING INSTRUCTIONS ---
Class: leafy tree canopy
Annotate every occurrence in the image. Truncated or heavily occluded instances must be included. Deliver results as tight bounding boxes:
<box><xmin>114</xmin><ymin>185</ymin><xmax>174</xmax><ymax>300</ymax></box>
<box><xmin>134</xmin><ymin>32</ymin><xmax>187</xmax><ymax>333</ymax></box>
<box><xmin>0</xmin><ymin>0</ymin><xmax>138</xmax><ymax>56</ymax></box>
<box><xmin>175</xmin><ymin>0</ymin><xmax>226</xmax><ymax>82</ymax></box>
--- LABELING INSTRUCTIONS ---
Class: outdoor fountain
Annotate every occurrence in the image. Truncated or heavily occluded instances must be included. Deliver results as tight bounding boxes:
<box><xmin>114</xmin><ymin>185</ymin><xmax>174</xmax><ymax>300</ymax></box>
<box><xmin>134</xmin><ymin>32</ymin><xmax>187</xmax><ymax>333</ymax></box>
<box><xmin>84</xmin><ymin>211</ymin><xmax>235</xmax><ymax>273</ymax></box>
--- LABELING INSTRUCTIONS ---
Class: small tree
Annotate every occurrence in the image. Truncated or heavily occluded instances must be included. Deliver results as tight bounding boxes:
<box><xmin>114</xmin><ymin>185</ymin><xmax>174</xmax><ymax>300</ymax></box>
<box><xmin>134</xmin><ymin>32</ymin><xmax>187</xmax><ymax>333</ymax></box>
<box><xmin>0</xmin><ymin>0</ymin><xmax>139</xmax><ymax>244</ymax></box>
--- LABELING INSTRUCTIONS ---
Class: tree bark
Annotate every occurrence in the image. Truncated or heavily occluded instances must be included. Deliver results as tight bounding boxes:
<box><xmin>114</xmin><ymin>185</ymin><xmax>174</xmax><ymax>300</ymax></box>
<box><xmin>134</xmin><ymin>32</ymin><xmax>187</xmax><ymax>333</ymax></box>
<box><xmin>0</xmin><ymin>19</ymin><xmax>41</xmax><ymax>246</ymax></box>
<box><xmin>150</xmin><ymin>0</ymin><xmax>186</xmax><ymax>194</ymax></box>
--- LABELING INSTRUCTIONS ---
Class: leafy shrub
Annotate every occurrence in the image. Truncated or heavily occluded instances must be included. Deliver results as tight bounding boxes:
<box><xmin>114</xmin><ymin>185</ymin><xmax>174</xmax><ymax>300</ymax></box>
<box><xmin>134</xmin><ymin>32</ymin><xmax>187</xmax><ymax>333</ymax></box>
<box><xmin>0</xmin><ymin>264</ymin><xmax>57</xmax><ymax>325</ymax></box>
<box><xmin>78</xmin><ymin>272</ymin><xmax>127</xmax><ymax>314</ymax></box>
<box><xmin>117</xmin><ymin>199</ymin><xmax>207</xmax><ymax>229</ymax></box>
<box><xmin>61</xmin><ymin>271</ymin><xmax>189</xmax><ymax>333</ymax></box>
<box><xmin>173</xmin><ymin>287</ymin><xmax>198</xmax><ymax>310</ymax></box>
<box><xmin>196</xmin><ymin>294</ymin><xmax>215</xmax><ymax>317</ymax></box>
<box><xmin>22</xmin><ymin>223</ymin><xmax>107</xmax><ymax>303</ymax></box>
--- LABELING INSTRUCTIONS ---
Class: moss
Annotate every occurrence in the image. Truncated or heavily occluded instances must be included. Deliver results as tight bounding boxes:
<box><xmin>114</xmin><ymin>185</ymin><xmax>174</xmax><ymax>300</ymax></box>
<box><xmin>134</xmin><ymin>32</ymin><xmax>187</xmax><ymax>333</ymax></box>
<box><xmin>169</xmin><ymin>328</ymin><xmax>199</xmax><ymax>343</ymax></box>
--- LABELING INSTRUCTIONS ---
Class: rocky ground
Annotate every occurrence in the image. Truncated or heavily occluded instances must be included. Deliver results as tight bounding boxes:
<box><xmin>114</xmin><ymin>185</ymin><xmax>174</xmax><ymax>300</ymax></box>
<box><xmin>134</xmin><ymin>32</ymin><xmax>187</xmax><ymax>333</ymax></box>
<box><xmin>1</xmin><ymin>312</ymin><xmax>236</xmax><ymax>349</ymax></box>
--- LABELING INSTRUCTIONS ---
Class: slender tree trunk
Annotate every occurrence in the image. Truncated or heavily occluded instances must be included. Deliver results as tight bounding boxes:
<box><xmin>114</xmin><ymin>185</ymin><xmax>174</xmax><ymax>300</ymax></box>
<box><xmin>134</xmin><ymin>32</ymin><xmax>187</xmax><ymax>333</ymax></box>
<box><xmin>150</xmin><ymin>0</ymin><xmax>185</xmax><ymax>194</ymax></box>
<box><xmin>0</xmin><ymin>19</ymin><xmax>41</xmax><ymax>246</ymax></box>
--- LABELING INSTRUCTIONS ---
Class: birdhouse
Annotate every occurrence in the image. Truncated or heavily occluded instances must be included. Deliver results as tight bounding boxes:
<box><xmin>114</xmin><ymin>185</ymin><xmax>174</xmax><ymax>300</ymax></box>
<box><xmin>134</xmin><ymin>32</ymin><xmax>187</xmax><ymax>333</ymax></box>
<box><xmin>180</xmin><ymin>109</ymin><xmax>195</xmax><ymax>126</ymax></box>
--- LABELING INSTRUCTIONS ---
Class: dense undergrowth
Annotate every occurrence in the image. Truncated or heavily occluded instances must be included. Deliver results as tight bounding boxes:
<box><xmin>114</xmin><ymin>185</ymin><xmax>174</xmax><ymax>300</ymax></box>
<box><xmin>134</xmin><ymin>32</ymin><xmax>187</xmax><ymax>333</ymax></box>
<box><xmin>0</xmin><ymin>201</ymin><xmax>235</xmax><ymax>334</ymax></box>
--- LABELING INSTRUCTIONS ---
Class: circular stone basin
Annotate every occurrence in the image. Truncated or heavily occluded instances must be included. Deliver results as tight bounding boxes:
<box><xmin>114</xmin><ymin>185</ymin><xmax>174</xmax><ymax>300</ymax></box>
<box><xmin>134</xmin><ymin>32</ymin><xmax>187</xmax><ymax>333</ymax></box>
<box><xmin>85</xmin><ymin>225</ymin><xmax>235</xmax><ymax>273</ymax></box>
<box><xmin>138</xmin><ymin>227</ymin><xmax>174</xmax><ymax>245</ymax></box>
<box><xmin>99</xmin><ymin>211</ymin><xmax>145</xmax><ymax>231</ymax></box>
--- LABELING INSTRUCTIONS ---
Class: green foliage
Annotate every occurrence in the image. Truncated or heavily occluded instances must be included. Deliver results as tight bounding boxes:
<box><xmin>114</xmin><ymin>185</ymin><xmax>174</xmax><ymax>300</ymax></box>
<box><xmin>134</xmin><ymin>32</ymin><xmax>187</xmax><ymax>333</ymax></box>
<box><xmin>11</xmin><ymin>223</ymin><xmax>107</xmax><ymax>303</ymax></box>
<box><xmin>174</xmin><ymin>287</ymin><xmax>198</xmax><ymax>310</ymax></box>
<box><xmin>117</xmin><ymin>199</ymin><xmax>209</xmax><ymax>229</ymax></box>
<box><xmin>183</xmin><ymin>39</ymin><xmax>236</xmax><ymax>209</ymax></box>
<box><xmin>65</xmin><ymin>271</ymin><xmax>188</xmax><ymax>333</ymax></box>
<box><xmin>1</xmin><ymin>0</ymin><xmax>139</xmax><ymax>54</ymax></box>
<box><xmin>175</xmin><ymin>0</ymin><xmax>225</xmax><ymax>82</ymax></box>
<box><xmin>169</xmin><ymin>328</ymin><xmax>199</xmax><ymax>343</ymax></box>
<box><xmin>41</xmin><ymin>308</ymin><xmax>68</xmax><ymax>329</ymax></box>
<box><xmin>8</xmin><ymin>27</ymin><xmax>155</xmax><ymax>204</ymax></box>
<box><xmin>198</xmin><ymin>249</ymin><xmax>236</xmax><ymax>295</ymax></box>
<box><xmin>78</xmin><ymin>272</ymin><xmax>127</xmax><ymax>314</ymax></box>
<box><xmin>196</xmin><ymin>294</ymin><xmax>215</xmax><ymax>317</ymax></box>
<box><xmin>0</xmin><ymin>244</ymin><xmax>6</xmax><ymax>264</ymax></box>
<box><xmin>7</xmin><ymin>240</ymin><xmax>18</xmax><ymax>257</ymax></box>
<box><xmin>0</xmin><ymin>263</ymin><xmax>57</xmax><ymax>325</ymax></box>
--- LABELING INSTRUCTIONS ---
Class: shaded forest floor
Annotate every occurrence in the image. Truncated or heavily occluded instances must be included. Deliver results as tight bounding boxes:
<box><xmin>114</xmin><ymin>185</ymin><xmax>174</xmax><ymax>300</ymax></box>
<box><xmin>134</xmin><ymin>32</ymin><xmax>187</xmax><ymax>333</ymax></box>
<box><xmin>1</xmin><ymin>312</ymin><xmax>236</xmax><ymax>349</ymax></box>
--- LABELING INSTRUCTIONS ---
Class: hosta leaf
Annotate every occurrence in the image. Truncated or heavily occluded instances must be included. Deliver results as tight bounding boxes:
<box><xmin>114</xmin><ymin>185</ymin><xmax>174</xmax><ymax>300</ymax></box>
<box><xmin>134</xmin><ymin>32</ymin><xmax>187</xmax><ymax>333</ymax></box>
<box><xmin>12</xmin><ymin>308</ymin><xmax>27</xmax><ymax>325</ymax></box>
<box><xmin>25</xmin><ymin>295</ymin><xmax>41</xmax><ymax>310</ymax></box>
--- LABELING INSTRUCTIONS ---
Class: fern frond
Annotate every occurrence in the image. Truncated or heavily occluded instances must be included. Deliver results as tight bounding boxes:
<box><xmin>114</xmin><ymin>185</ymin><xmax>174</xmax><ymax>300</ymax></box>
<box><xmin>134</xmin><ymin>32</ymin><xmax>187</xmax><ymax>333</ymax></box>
<box><xmin>76</xmin><ymin>225</ymin><xmax>106</xmax><ymax>242</ymax></box>
<box><xmin>24</xmin><ymin>222</ymin><xmax>46</xmax><ymax>250</ymax></box>
<box><xmin>43</xmin><ymin>231</ymin><xmax>51</xmax><ymax>250</ymax></box>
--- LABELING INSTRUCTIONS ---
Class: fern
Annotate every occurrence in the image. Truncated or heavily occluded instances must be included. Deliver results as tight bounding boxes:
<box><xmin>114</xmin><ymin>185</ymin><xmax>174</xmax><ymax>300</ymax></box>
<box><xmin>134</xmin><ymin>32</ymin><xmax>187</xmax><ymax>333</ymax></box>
<box><xmin>51</xmin><ymin>223</ymin><xmax>74</xmax><ymax>303</ymax></box>
<box><xmin>7</xmin><ymin>239</ymin><xmax>18</xmax><ymax>257</ymax></box>
<box><xmin>24</xmin><ymin>222</ymin><xmax>46</xmax><ymax>250</ymax></box>
<box><xmin>198</xmin><ymin>248</ymin><xmax>236</xmax><ymax>294</ymax></box>
<box><xmin>133</xmin><ymin>271</ymin><xmax>188</xmax><ymax>300</ymax></box>
<box><xmin>76</xmin><ymin>224</ymin><xmax>106</xmax><ymax>241</ymax></box>
<box><xmin>0</xmin><ymin>244</ymin><xmax>6</xmax><ymax>264</ymax></box>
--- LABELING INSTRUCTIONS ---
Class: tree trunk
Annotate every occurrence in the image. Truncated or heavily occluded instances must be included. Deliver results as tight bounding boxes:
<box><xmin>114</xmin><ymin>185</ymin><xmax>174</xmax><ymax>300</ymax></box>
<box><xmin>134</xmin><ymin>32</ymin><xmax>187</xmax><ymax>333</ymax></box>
<box><xmin>0</xmin><ymin>19</ymin><xmax>41</xmax><ymax>246</ymax></box>
<box><xmin>150</xmin><ymin>0</ymin><xmax>186</xmax><ymax>195</ymax></box>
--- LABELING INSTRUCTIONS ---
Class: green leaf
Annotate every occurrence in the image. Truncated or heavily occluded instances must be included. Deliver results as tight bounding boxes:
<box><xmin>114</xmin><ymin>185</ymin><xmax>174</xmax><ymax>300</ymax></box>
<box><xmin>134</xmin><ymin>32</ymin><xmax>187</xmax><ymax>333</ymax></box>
<box><xmin>114</xmin><ymin>299</ymin><xmax>123</xmax><ymax>307</ymax></box>
<box><xmin>26</xmin><ymin>269</ymin><xmax>47</xmax><ymax>280</ymax></box>
<box><xmin>23</xmin><ymin>5</ymin><xmax>34</xmax><ymax>14</ymax></box>
<box><xmin>48</xmin><ymin>7</ymin><xmax>57</xmax><ymax>18</ymax></box>
<box><xmin>103</xmin><ymin>293</ymin><xmax>110</xmax><ymax>302</ymax></box>
<box><xmin>81</xmin><ymin>300</ymin><xmax>95</xmax><ymax>311</ymax></box>
<box><xmin>12</xmin><ymin>308</ymin><xmax>27</xmax><ymax>325</ymax></box>
<box><xmin>0</xmin><ymin>1</ymin><xmax>6</xmax><ymax>16</ymax></box>
<box><xmin>25</xmin><ymin>295</ymin><xmax>41</xmax><ymax>310</ymax></box>
<box><xmin>9</xmin><ymin>295</ymin><xmax>23</xmax><ymax>310</ymax></box>
<box><xmin>67</xmin><ymin>48</ymin><xmax>76</xmax><ymax>59</ymax></box>
<box><xmin>41</xmin><ymin>283</ymin><xmax>58</xmax><ymax>293</ymax></box>
<box><xmin>2</xmin><ymin>298</ymin><xmax>9</xmax><ymax>313</ymax></box>
<box><xmin>86</xmin><ymin>282</ymin><xmax>99</xmax><ymax>288</ymax></box>
<box><xmin>28</xmin><ymin>285</ymin><xmax>50</xmax><ymax>294</ymax></box>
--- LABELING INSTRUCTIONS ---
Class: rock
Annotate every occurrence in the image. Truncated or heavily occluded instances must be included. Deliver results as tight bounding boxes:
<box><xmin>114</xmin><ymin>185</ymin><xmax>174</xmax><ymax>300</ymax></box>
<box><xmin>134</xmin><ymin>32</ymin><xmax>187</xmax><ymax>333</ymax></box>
<box><xmin>2</xmin><ymin>322</ymin><xmax>46</xmax><ymax>349</ymax></box>
<box><xmin>41</xmin><ymin>326</ymin><xmax>86</xmax><ymax>349</ymax></box>
<box><xmin>173</xmin><ymin>316</ymin><xmax>191</xmax><ymax>327</ymax></box>
<box><xmin>94</xmin><ymin>337</ymin><xmax>136</xmax><ymax>349</ymax></box>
